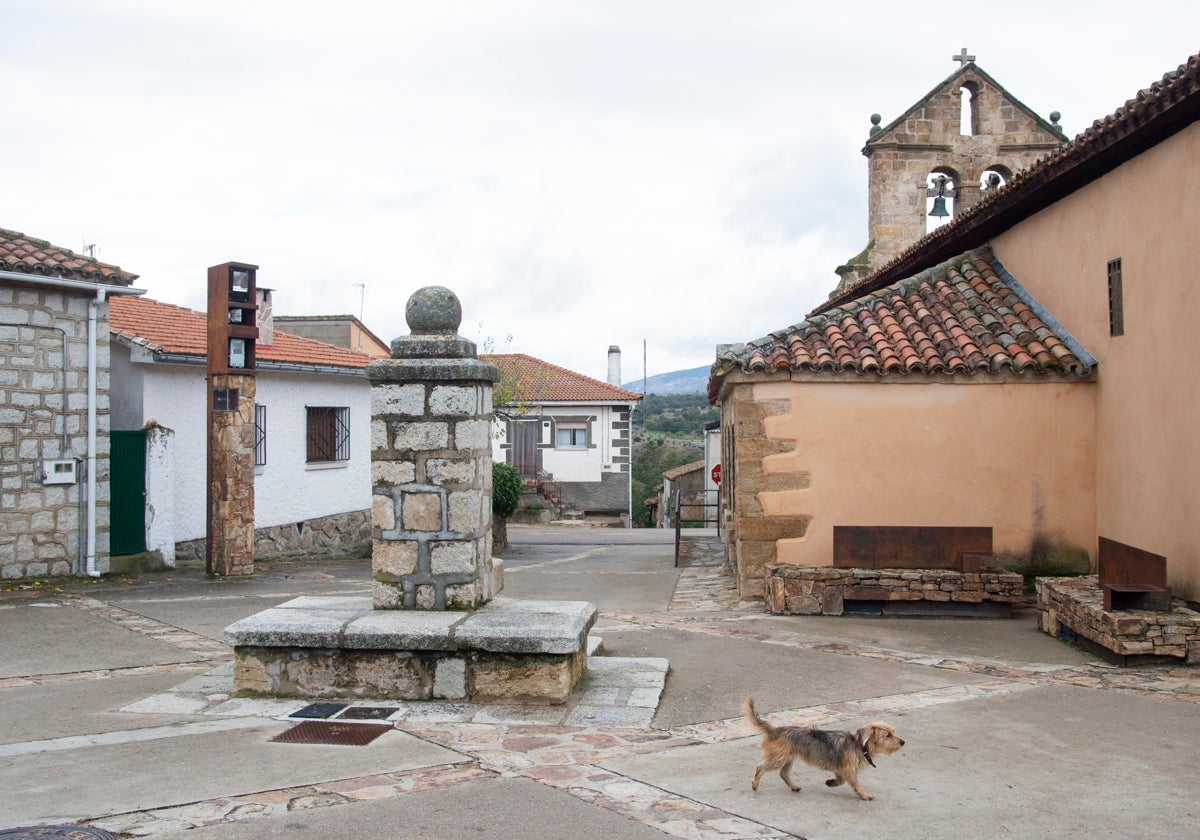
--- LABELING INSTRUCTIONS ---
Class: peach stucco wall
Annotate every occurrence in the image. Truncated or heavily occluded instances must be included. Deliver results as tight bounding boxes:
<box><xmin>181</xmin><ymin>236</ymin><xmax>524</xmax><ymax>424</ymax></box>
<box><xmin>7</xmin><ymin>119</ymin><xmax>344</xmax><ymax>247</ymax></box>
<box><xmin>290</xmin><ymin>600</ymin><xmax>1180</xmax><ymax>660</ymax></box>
<box><xmin>992</xmin><ymin>122</ymin><xmax>1200</xmax><ymax>599</ymax></box>
<box><xmin>750</xmin><ymin>379</ymin><xmax>1096</xmax><ymax>570</ymax></box>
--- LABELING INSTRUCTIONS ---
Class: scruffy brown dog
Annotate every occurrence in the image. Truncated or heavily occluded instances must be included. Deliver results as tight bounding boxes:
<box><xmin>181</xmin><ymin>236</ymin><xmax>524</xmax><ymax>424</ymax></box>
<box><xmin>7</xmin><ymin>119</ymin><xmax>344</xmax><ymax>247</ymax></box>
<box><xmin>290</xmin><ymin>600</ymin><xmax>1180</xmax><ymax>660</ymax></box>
<box><xmin>743</xmin><ymin>696</ymin><xmax>905</xmax><ymax>801</ymax></box>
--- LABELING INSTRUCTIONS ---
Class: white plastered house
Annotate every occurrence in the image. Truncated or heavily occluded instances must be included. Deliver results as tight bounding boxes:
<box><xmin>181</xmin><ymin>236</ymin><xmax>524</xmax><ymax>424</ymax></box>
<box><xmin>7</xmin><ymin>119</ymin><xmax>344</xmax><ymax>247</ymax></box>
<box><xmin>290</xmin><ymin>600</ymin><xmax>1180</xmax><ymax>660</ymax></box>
<box><xmin>109</xmin><ymin>295</ymin><xmax>373</xmax><ymax>563</ymax></box>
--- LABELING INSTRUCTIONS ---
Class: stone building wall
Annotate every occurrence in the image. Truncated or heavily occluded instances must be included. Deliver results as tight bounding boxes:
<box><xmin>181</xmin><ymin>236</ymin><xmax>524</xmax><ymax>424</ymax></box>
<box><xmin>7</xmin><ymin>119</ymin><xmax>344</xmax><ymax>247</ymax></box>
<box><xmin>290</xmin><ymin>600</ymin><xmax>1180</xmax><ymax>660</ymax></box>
<box><xmin>0</xmin><ymin>285</ymin><xmax>109</xmax><ymax>579</ymax></box>
<box><xmin>719</xmin><ymin>381</ymin><xmax>808</xmax><ymax>598</ymax></box>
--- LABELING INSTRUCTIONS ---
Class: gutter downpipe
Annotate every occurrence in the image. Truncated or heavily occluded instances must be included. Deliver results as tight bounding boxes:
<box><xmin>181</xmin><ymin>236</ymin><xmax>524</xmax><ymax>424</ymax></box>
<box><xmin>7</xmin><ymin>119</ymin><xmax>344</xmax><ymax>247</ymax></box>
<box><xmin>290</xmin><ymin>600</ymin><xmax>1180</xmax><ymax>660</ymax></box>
<box><xmin>86</xmin><ymin>289</ymin><xmax>103</xmax><ymax>576</ymax></box>
<box><xmin>0</xmin><ymin>270</ymin><xmax>144</xmax><ymax>576</ymax></box>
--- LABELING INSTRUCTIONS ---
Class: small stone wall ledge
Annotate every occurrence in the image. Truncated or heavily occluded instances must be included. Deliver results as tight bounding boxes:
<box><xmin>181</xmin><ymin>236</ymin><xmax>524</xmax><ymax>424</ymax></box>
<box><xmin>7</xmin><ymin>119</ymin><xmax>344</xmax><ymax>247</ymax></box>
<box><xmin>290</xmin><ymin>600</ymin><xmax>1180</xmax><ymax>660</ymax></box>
<box><xmin>763</xmin><ymin>564</ymin><xmax>1024</xmax><ymax>616</ymax></box>
<box><xmin>1037</xmin><ymin>575</ymin><xmax>1200</xmax><ymax>665</ymax></box>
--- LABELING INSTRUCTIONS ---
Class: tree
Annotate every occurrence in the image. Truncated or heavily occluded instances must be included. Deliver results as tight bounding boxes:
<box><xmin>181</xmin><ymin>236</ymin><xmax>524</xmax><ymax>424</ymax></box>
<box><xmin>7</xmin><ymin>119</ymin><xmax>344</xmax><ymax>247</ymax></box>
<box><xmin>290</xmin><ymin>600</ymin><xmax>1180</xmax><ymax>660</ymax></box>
<box><xmin>491</xmin><ymin>461</ymin><xmax>523</xmax><ymax>553</ymax></box>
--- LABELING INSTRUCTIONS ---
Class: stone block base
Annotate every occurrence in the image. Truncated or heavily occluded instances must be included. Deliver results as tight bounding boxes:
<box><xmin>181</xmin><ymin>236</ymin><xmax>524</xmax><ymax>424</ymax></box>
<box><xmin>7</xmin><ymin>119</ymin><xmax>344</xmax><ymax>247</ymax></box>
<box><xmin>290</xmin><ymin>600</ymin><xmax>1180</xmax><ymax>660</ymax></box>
<box><xmin>225</xmin><ymin>596</ymin><xmax>595</xmax><ymax>703</ymax></box>
<box><xmin>1037</xmin><ymin>576</ymin><xmax>1200</xmax><ymax>666</ymax></box>
<box><xmin>763</xmin><ymin>564</ymin><xmax>1024</xmax><ymax>617</ymax></box>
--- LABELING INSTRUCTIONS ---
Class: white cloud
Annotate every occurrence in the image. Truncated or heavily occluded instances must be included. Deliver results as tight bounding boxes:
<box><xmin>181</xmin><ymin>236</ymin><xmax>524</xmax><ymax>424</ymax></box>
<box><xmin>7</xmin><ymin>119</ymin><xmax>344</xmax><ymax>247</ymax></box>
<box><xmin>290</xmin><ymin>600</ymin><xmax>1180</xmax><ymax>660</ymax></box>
<box><xmin>2</xmin><ymin>0</ymin><xmax>1198</xmax><ymax>382</ymax></box>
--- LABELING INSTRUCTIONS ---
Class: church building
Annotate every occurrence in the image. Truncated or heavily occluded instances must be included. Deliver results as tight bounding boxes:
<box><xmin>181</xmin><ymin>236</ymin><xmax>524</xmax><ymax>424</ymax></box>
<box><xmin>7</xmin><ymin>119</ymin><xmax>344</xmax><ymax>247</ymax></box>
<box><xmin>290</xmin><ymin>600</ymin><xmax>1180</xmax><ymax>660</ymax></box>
<box><xmin>710</xmin><ymin>51</ymin><xmax>1200</xmax><ymax>609</ymax></box>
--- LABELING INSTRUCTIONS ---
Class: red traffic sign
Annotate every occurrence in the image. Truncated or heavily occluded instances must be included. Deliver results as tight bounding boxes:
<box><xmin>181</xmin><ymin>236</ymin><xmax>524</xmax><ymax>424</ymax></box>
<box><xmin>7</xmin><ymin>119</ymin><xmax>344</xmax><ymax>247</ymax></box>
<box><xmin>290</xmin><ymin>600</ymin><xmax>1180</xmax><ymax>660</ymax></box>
<box><xmin>711</xmin><ymin>464</ymin><xmax>721</xmax><ymax>485</ymax></box>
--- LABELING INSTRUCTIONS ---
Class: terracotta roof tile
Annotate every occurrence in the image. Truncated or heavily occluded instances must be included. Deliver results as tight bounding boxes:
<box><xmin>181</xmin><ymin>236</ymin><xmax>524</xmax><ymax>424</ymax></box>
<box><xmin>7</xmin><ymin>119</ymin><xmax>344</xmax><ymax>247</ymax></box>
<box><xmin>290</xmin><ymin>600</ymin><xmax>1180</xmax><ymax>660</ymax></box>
<box><xmin>712</xmin><ymin>248</ymin><xmax>1094</xmax><ymax>399</ymax></box>
<box><xmin>482</xmin><ymin>353</ymin><xmax>643</xmax><ymax>404</ymax></box>
<box><xmin>0</xmin><ymin>228</ymin><xmax>137</xmax><ymax>284</ymax></box>
<box><xmin>109</xmin><ymin>295</ymin><xmax>371</xmax><ymax>371</ymax></box>
<box><xmin>819</xmin><ymin>52</ymin><xmax>1200</xmax><ymax>314</ymax></box>
<box><xmin>663</xmin><ymin>460</ymin><xmax>705</xmax><ymax>481</ymax></box>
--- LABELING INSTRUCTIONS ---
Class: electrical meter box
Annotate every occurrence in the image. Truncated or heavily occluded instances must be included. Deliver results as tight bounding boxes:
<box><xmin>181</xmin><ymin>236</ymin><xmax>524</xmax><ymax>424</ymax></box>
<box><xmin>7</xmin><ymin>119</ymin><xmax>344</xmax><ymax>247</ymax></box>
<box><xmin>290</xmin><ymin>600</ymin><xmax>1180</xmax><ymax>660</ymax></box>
<box><xmin>41</xmin><ymin>459</ymin><xmax>78</xmax><ymax>485</ymax></box>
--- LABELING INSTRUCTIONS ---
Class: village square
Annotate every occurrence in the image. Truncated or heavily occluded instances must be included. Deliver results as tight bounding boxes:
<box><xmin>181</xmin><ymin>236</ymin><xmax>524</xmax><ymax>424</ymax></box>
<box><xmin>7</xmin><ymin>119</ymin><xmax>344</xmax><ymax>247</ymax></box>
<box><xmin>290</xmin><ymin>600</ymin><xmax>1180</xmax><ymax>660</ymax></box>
<box><xmin>2</xmin><ymin>11</ymin><xmax>1200</xmax><ymax>839</ymax></box>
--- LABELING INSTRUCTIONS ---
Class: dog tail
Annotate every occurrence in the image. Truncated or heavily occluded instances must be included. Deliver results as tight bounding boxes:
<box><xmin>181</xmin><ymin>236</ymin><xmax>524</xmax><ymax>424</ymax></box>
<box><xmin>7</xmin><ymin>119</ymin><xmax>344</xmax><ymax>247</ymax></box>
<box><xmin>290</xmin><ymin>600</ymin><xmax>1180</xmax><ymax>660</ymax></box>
<box><xmin>743</xmin><ymin>696</ymin><xmax>775</xmax><ymax>735</ymax></box>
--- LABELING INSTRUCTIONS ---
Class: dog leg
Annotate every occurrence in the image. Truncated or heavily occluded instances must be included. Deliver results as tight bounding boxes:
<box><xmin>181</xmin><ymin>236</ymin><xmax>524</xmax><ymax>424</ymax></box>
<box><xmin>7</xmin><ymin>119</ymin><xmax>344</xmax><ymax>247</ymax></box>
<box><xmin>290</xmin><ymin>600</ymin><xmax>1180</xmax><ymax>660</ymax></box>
<box><xmin>825</xmin><ymin>776</ymin><xmax>845</xmax><ymax>788</ymax></box>
<box><xmin>751</xmin><ymin>762</ymin><xmax>767</xmax><ymax>791</ymax></box>
<box><xmin>842</xmin><ymin>768</ymin><xmax>873</xmax><ymax>801</ymax></box>
<box><xmin>778</xmin><ymin>760</ymin><xmax>801</xmax><ymax>792</ymax></box>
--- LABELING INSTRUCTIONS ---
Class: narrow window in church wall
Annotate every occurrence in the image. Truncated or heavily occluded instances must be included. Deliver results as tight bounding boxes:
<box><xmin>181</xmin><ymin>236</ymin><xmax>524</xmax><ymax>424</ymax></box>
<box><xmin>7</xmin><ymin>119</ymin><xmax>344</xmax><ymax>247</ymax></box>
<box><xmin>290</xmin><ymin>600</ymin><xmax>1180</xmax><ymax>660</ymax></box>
<box><xmin>959</xmin><ymin>85</ymin><xmax>978</xmax><ymax>136</ymax></box>
<box><xmin>1107</xmin><ymin>258</ymin><xmax>1124</xmax><ymax>336</ymax></box>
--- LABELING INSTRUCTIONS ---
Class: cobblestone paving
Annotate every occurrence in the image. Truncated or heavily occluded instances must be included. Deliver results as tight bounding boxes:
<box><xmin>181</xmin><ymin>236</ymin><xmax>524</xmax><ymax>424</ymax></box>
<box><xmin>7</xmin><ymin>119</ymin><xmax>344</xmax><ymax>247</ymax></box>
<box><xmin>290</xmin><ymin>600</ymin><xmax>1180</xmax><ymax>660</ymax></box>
<box><xmin>16</xmin><ymin>565</ymin><xmax>1197</xmax><ymax>838</ymax></box>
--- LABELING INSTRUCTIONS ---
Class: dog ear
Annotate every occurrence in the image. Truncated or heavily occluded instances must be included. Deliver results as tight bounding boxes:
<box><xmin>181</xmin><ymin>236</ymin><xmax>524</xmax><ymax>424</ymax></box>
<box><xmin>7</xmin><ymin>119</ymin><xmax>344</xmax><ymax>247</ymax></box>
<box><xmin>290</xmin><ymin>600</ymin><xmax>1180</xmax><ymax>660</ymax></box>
<box><xmin>855</xmin><ymin>725</ymin><xmax>874</xmax><ymax>747</ymax></box>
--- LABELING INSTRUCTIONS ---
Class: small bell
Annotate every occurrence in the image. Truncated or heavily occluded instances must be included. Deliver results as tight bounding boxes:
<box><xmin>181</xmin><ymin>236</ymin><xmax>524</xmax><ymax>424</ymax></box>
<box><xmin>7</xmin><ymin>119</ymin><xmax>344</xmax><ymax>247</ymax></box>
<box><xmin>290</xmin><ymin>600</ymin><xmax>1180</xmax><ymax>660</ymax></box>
<box><xmin>928</xmin><ymin>195</ymin><xmax>950</xmax><ymax>218</ymax></box>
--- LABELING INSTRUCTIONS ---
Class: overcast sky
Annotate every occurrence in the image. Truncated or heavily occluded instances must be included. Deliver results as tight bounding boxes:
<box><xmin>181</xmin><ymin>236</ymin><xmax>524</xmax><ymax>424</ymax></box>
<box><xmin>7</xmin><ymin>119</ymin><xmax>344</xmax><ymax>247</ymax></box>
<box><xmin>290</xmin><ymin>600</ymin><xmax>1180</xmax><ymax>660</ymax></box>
<box><xmin>3</xmin><ymin>1</ymin><xmax>1197</xmax><ymax>383</ymax></box>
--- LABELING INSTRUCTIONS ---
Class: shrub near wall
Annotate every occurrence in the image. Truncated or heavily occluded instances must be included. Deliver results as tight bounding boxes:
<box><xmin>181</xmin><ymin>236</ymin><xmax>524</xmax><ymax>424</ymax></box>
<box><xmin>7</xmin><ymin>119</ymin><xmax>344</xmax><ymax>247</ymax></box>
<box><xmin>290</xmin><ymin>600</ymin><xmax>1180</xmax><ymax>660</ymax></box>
<box><xmin>492</xmin><ymin>461</ymin><xmax>522</xmax><ymax>552</ymax></box>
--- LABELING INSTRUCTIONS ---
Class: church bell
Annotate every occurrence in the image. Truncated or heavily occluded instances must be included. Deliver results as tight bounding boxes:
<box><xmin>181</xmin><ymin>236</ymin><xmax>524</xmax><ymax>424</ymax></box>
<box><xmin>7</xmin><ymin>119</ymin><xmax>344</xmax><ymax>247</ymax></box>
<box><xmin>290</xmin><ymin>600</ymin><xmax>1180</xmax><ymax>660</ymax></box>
<box><xmin>928</xmin><ymin>195</ymin><xmax>950</xmax><ymax>218</ymax></box>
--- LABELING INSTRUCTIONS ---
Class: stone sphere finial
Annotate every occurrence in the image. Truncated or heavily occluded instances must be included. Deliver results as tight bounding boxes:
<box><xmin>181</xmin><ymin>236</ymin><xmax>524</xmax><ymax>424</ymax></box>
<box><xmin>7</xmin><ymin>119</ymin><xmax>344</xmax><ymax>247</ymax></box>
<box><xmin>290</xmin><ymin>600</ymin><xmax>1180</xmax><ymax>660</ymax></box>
<box><xmin>869</xmin><ymin>113</ymin><xmax>882</xmax><ymax>136</ymax></box>
<box><xmin>406</xmin><ymin>286</ymin><xmax>462</xmax><ymax>336</ymax></box>
<box><xmin>1049</xmin><ymin>111</ymin><xmax>1061</xmax><ymax>125</ymax></box>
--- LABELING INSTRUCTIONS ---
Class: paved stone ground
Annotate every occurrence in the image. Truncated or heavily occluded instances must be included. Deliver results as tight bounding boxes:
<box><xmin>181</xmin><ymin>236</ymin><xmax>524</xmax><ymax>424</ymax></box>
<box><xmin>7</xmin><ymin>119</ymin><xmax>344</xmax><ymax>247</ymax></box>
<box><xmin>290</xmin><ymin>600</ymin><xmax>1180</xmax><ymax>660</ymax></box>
<box><xmin>3</xmin><ymin>529</ymin><xmax>1199</xmax><ymax>838</ymax></box>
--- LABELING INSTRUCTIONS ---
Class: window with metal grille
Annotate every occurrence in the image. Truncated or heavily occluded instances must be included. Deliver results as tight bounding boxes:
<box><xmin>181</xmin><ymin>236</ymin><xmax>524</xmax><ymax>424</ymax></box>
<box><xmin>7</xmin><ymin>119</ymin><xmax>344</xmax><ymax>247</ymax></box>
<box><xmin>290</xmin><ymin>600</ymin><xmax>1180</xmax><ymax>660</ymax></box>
<box><xmin>306</xmin><ymin>406</ymin><xmax>350</xmax><ymax>462</ymax></box>
<box><xmin>254</xmin><ymin>404</ymin><xmax>267</xmax><ymax>466</ymax></box>
<box><xmin>1107</xmin><ymin>258</ymin><xmax>1124</xmax><ymax>336</ymax></box>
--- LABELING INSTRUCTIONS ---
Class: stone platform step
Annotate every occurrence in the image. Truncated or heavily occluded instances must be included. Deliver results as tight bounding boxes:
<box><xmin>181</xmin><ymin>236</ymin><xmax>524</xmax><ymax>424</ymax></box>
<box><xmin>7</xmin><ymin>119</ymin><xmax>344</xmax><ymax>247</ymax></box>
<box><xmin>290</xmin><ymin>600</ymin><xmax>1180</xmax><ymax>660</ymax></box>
<box><xmin>225</xmin><ymin>596</ymin><xmax>597</xmax><ymax>703</ymax></box>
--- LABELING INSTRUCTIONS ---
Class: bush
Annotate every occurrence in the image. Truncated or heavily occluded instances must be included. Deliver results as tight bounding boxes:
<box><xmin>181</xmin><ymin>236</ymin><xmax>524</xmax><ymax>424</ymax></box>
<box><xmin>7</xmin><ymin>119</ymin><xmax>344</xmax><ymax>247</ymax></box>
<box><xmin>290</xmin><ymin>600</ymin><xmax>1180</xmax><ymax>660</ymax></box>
<box><xmin>492</xmin><ymin>462</ymin><xmax>523</xmax><ymax>519</ymax></box>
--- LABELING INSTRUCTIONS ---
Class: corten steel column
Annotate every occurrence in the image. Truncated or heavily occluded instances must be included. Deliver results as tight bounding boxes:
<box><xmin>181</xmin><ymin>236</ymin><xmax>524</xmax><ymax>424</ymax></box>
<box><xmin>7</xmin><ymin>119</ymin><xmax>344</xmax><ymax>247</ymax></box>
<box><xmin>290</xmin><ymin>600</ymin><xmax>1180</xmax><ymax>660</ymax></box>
<box><xmin>367</xmin><ymin>286</ymin><xmax>501</xmax><ymax>610</ymax></box>
<box><xmin>205</xmin><ymin>262</ymin><xmax>259</xmax><ymax>577</ymax></box>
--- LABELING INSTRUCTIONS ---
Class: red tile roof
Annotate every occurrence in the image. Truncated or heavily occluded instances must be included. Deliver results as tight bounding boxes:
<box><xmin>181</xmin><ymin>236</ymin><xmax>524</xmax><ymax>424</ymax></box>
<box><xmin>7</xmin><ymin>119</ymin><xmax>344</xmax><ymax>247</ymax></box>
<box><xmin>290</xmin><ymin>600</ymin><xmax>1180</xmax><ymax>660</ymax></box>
<box><xmin>820</xmin><ymin>51</ymin><xmax>1200</xmax><ymax>314</ymax></box>
<box><xmin>710</xmin><ymin>248</ymin><xmax>1094</xmax><ymax>400</ymax></box>
<box><xmin>110</xmin><ymin>295</ymin><xmax>372</xmax><ymax>372</ymax></box>
<box><xmin>0</xmin><ymin>228</ymin><xmax>138</xmax><ymax>285</ymax></box>
<box><xmin>482</xmin><ymin>353</ymin><xmax>643</xmax><ymax>404</ymax></box>
<box><xmin>663</xmin><ymin>459</ymin><xmax>705</xmax><ymax>481</ymax></box>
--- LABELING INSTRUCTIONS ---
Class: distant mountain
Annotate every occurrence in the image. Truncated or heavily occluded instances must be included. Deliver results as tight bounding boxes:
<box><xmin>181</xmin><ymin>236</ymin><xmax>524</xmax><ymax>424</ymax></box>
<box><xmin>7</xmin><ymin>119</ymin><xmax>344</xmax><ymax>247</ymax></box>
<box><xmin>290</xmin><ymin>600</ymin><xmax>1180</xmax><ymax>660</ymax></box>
<box><xmin>623</xmin><ymin>364</ymin><xmax>710</xmax><ymax>395</ymax></box>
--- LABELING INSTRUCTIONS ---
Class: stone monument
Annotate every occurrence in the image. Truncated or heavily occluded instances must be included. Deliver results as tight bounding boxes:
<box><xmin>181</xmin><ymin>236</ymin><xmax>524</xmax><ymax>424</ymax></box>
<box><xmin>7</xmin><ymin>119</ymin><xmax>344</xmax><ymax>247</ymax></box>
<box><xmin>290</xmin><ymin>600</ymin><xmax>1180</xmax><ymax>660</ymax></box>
<box><xmin>225</xmin><ymin>287</ymin><xmax>596</xmax><ymax>703</ymax></box>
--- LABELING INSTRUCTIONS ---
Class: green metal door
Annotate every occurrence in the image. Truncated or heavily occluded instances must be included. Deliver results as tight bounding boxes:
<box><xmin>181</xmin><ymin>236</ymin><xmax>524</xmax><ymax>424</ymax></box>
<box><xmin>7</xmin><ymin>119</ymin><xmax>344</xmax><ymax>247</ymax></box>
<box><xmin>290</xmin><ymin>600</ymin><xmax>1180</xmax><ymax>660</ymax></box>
<box><xmin>110</xmin><ymin>429</ymin><xmax>146</xmax><ymax>555</ymax></box>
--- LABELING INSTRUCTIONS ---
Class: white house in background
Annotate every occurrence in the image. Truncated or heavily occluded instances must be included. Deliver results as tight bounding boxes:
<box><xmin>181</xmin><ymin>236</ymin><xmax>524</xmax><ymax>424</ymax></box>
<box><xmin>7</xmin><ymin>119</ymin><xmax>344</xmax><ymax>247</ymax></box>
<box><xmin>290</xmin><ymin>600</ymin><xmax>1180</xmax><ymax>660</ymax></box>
<box><xmin>109</xmin><ymin>295</ymin><xmax>374</xmax><ymax>562</ymax></box>
<box><xmin>484</xmin><ymin>351</ymin><xmax>642</xmax><ymax>521</ymax></box>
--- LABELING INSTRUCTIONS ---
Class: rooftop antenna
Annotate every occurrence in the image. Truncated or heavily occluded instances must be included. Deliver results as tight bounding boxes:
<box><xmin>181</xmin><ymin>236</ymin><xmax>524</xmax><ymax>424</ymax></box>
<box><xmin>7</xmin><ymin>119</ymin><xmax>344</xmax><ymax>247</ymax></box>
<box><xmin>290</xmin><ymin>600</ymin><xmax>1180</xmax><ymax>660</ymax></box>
<box><xmin>82</xmin><ymin>239</ymin><xmax>98</xmax><ymax>259</ymax></box>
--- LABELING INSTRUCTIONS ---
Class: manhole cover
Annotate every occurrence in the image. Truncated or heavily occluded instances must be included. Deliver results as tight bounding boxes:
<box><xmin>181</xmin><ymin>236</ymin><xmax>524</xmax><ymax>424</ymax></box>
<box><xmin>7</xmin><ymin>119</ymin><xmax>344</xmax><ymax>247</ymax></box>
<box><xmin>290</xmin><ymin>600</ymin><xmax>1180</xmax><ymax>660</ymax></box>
<box><xmin>270</xmin><ymin>721</ymin><xmax>392</xmax><ymax>746</ymax></box>
<box><xmin>0</xmin><ymin>829</ymin><xmax>114</xmax><ymax>839</ymax></box>
<box><xmin>290</xmin><ymin>702</ymin><xmax>348</xmax><ymax>719</ymax></box>
<box><xmin>340</xmin><ymin>706</ymin><xmax>399</xmax><ymax>720</ymax></box>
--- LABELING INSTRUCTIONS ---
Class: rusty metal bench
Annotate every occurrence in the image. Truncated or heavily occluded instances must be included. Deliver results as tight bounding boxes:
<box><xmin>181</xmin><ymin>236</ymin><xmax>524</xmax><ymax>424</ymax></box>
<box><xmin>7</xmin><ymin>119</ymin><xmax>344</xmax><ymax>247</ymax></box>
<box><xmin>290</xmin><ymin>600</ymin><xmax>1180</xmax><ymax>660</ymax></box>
<box><xmin>834</xmin><ymin>526</ymin><xmax>993</xmax><ymax>571</ymax></box>
<box><xmin>1099</xmin><ymin>537</ymin><xmax>1171</xmax><ymax>612</ymax></box>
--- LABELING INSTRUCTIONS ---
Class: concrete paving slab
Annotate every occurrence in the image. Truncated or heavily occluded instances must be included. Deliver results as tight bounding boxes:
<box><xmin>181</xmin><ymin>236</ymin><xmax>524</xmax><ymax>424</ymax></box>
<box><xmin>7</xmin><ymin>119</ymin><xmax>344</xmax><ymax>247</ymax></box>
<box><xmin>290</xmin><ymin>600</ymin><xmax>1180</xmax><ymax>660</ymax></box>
<box><xmin>0</xmin><ymin>672</ymin><xmax>214</xmax><ymax>744</ymax></box>
<box><xmin>598</xmin><ymin>625</ymin><xmax>987</xmax><ymax>727</ymax></box>
<box><xmin>163</xmin><ymin>776</ymin><xmax>669</xmax><ymax>839</ymax></box>
<box><xmin>730</xmin><ymin>608</ymin><xmax>1097</xmax><ymax>667</ymax></box>
<box><xmin>503</xmin><ymin>548</ymin><xmax>682</xmax><ymax>612</ymax></box>
<box><xmin>105</xmin><ymin>593</ymin><xmax>335</xmax><ymax>641</ymax></box>
<box><xmin>0</xmin><ymin>722</ymin><xmax>463</xmax><ymax>826</ymax></box>
<box><xmin>0</xmin><ymin>602</ymin><xmax>202</xmax><ymax>678</ymax></box>
<box><xmin>603</xmin><ymin>683</ymin><xmax>1200</xmax><ymax>839</ymax></box>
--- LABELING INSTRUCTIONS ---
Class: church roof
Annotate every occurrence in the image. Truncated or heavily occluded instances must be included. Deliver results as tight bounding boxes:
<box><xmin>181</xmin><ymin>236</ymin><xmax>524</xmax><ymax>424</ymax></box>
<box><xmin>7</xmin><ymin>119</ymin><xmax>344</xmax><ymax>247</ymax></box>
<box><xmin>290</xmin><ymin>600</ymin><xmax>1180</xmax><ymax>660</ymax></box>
<box><xmin>822</xmin><ymin>51</ymin><xmax>1200</xmax><ymax>313</ymax></box>
<box><xmin>110</xmin><ymin>295</ymin><xmax>372</xmax><ymax>373</ymax></box>
<box><xmin>708</xmin><ymin>248</ymin><xmax>1094</xmax><ymax>401</ymax></box>
<box><xmin>483</xmin><ymin>353</ymin><xmax>642</xmax><ymax>404</ymax></box>
<box><xmin>0</xmin><ymin>227</ymin><xmax>138</xmax><ymax>285</ymax></box>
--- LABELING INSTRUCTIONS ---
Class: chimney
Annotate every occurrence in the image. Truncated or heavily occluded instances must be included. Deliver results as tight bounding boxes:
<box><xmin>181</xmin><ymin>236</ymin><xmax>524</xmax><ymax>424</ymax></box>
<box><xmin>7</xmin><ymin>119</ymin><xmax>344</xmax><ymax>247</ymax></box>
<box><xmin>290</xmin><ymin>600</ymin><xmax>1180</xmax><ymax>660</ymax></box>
<box><xmin>256</xmin><ymin>288</ymin><xmax>274</xmax><ymax>345</ymax></box>
<box><xmin>607</xmin><ymin>345</ymin><xmax>621</xmax><ymax>386</ymax></box>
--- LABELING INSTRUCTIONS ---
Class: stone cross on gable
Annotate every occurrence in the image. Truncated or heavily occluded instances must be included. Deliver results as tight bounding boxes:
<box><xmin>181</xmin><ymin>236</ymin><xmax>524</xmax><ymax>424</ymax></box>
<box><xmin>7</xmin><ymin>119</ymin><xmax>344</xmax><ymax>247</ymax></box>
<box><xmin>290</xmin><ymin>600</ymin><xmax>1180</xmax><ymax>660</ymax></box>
<box><xmin>953</xmin><ymin>48</ymin><xmax>976</xmax><ymax>66</ymax></box>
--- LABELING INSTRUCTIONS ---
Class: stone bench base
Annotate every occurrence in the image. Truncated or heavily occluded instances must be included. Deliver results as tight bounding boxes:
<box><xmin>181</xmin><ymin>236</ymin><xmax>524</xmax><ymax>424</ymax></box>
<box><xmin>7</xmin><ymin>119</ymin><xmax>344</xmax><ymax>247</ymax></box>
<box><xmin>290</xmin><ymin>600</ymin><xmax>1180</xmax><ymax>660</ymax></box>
<box><xmin>1037</xmin><ymin>576</ymin><xmax>1200</xmax><ymax>666</ymax></box>
<box><xmin>763</xmin><ymin>564</ymin><xmax>1024</xmax><ymax>617</ymax></box>
<box><xmin>225</xmin><ymin>596</ymin><xmax>596</xmax><ymax>703</ymax></box>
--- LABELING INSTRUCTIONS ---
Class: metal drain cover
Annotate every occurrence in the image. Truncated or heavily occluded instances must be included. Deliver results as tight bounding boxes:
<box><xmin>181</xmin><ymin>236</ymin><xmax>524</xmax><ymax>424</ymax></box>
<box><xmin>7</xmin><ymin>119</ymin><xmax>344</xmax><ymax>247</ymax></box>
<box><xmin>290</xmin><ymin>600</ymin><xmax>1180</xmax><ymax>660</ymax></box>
<box><xmin>270</xmin><ymin>720</ymin><xmax>393</xmax><ymax>746</ymax></box>
<box><xmin>290</xmin><ymin>702</ymin><xmax>348</xmax><ymax>719</ymax></box>
<box><xmin>0</xmin><ymin>828</ymin><xmax>114</xmax><ymax>839</ymax></box>
<box><xmin>340</xmin><ymin>706</ymin><xmax>398</xmax><ymax>720</ymax></box>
